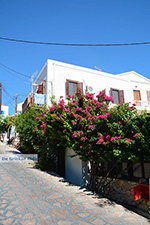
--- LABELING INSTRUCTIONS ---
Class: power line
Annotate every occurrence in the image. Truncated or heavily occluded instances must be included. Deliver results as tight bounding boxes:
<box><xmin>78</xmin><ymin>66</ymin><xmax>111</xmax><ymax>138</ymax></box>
<box><xmin>0</xmin><ymin>62</ymin><xmax>31</xmax><ymax>78</ymax></box>
<box><xmin>0</xmin><ymin>36</ymin><xmax>150</xmax><ymax>47</ymax></box>
<box><xmin>2</xmin><ymin>86</ymin><xmax>15</xmax><ymax>100</ymax></box>
<box><xmin>0</xmin><ymin>62</ymin><xmax>47</xmax><ymax>85</ymax></box>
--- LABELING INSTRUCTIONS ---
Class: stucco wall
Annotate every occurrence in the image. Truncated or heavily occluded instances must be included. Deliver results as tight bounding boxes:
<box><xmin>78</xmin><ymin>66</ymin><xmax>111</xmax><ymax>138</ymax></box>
<box><xmin>65</xmin><ymin>148</ymin><xmax>90</xmax><ymax>186</ymax></box>
<box><xmin>47</xmin><ymin>59</ymin><xmax>130</xmax><ymax>103</ymax></box>
<box><xmin>95</xmin><ymin>176</ymin><xmax>150</xmax><ymax>213</ymax></box>
<box><xmin>35</xmin><ymin>60</ymin><xmax>150</xmax><ymax>112</ymax></box>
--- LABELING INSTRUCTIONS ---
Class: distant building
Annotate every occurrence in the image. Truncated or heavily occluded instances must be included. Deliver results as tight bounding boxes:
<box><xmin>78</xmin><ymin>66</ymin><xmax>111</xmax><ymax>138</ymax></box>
<box><xmin>17</xmin><ymin>102</ymin><xmax>23</xmax><ymax>114</ymax></box>
<box><xmin>1</xmin><ymin>104</ymin><xmax>9</xmax><ymax>115</ymax></box>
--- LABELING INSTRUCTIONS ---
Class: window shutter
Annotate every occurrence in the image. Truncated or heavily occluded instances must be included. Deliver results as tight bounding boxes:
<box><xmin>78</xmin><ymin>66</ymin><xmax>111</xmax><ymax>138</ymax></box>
<box><xmin>119</xmin><ymin>90</ymin><xmax>125</xmax><ymax>103</ymax></box>
<box><xmin>110</xmin><ymin>88</ymin><xmax>113</xmax><ymax>96</ymax></box>
<box><xmin>66</xmin><ymin>80</ymin><xmax>69</xmax><ymax>96</ymax></box>
<box><xmin>77</xmin><ymin>82</ymin><xmax>83</xmax><ymax>93</ymax></box>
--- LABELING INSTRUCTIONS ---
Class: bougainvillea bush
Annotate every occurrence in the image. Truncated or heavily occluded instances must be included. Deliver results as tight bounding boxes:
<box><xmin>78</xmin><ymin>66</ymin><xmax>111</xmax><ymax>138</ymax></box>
<box><xmin>38</xmin><ymin>89</ymin><xmax>115</xmax><ymax>163</ymax></box>
<box><xmin>15</xmin><ymin>106</ymin><xmax>58</xmax><ymax>171</ymax></box>
<box><xmin>36</xmin><ymin>88</ymin><xmax>150</xmax><ymax>188</ymax></box>
<box><xmin>108</xmin><ymin>103</ymin><xmax>150</xmax><ymax>162</ymax></box>
<box><xmin>38</xmin><ymin>89</ymin><xmax>150</xmax><ymax>165</ymax></box>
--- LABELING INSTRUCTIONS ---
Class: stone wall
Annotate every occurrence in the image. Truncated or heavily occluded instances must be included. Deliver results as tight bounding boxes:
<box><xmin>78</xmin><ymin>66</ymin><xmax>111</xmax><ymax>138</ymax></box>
<box><xmin>95</xmin><ymin>176</ymin><xmax>150</xmax><ymax>212</ymax></box>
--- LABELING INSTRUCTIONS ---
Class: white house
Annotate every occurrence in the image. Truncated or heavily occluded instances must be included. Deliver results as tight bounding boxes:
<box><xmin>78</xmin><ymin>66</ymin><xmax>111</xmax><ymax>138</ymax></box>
<box><xmin>34</xmin><ymin>59</ymin><xmax>150</xmax><ymax>114</ymax></box>
<box><xmin>1</xmin><ymin>104</ymin><xmax>9</xmax><ymax>115</ymax></box>
<box><xmin>32</xmin><ymin>59</ymin><xmax>150</xmax><ymax>186</ymax></box>
<box><xmin>17</xmin><ymin>102</ymin><xmax>23</xmax><ymax>114</ymax></box>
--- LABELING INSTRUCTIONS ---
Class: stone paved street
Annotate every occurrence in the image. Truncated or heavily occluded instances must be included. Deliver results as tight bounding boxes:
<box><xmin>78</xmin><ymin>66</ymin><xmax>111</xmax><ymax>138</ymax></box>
<box><xmin>0</xmin><ymin>142</ymin><xmax>150</xmax><ymax>225</ymax></box>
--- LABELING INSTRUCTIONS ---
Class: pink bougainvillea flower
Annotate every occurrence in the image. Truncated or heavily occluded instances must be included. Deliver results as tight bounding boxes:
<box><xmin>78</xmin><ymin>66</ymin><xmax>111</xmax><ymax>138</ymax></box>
<box><xmin>96</xmin><ymin>102</ymin><xmax>103</xmax><ymax>106</ymax></box>
<box><xmin>104</xmin><ymin>95</ymin><xmax>114</xmax><ymax>103</ymax></box>
<box><xmin>133</xmin><ymin>133</ymin><xmax>141</xmax><ymax>137</ymax></box>
<box><xmin>77</xmin><ymin>115</ymin><xmax>83</xmax><ymax>119</ymax></box>
<box><xmin>86</xmin><ymin>106</ymin><xmax>92</xmax><ymax>111</ymax></box>
<box><xmin>41</xmin><ymin>113</ymin><xmax>45</xmax><ymax>117</ymax></box>
<box><xmin>97</xmin><ymin>115</ymin><xmax>107</xmax><ymax>120</ymax></box>
<box><xmin>72</xmin><ymin>121</ymin><xmax>76</xmax><ymax>125</ymax></box>
<box><xmin>111</xmin><ymin>136</ymin><xmax>121</xmax><ymax>142</ymax></box>
<box><xmin>50</xmin><ymin>106</ymin><xmax>56</xmax><ymax>112</ymax></box>
<box><xmin>44</xmin><ymin>128</ymin><xmax>47</xmax><ymax>133</ymax></box>
<box><xmin>106</xmin><ymin>135</ymin><xmax>110</xmax><ymax>141</ymax></box>
<box><xmin>126</xmin><ymin>139</ymin><xmax>133</xmax><ymax>143</ymax></box>
<box><xmin>79</xmin><ymin>131</ymin><xmax>84</xmax><ymax>134</ymax></box>
<box><xmin>132</xmin><ymin>103</ymin><xmax>136</xmax><ymax>106</ymax></box>
<box><xmin>81</xmin><ymin>136</ymin><xmax>88</xmax><ymax>141</ymax></box>
<box><xmin>96</xmin><ymin>136</ymin><xmax>105</xmax><ymax>144</ymax></box>
<box><xmin>88</xmin><ymin>125</ymin><xmax>95</xmax><ymax>129</ymax></box>
<box><xmin>72</xmin><ymin>132</ymin><xmax>77</xmax><ymax>138</ymax></box>
<box><xmin>75</xmin><ymin>107</ymin><xmax>81</xmax><ymax>111</ymax></box>
<box><xmin>86</xmin><ymin>94</ymin><xmax>94</xmax><ymax>99</ymax></box>
<box><xmin>36</xmin><ymin>117</ymin><xmax>39</xmax><ymax>121</ymax></box>
<box><xmin>96</xmin><ymin>91</ymin><xmax>103</xmax><ymax>98</ymax></box>
<box><xmin>40</xmin><ymin>123</ymin><xmax>46</xmax><ymax>128</ymax></box>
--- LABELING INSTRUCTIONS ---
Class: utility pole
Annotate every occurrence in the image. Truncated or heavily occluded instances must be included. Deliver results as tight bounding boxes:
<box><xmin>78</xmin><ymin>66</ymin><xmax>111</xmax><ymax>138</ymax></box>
<box><xmin>31</xmin><ymin>71</ymin><xmax>38</xmax><ymax>105</ymax></box>
<box><xmin>0</xmin><ymin>82</ymin><xmax>2</xmax><ymax>114</ymax></box>
<box><xmin>15</xmin><ymin>94</ymin><xmax>17</xmax><ymax>115</ymax></box>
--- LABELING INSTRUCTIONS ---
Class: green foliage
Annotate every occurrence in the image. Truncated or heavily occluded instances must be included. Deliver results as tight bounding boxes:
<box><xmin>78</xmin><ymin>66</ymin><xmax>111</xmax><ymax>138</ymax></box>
<box><xmin>38</xmin><ymin>90</ymin><xmax>150</xmax><ymax>164</ymax></box>
<box><xmin>108</xmin><ymin>104</ymin><xmax>150</xmax><ymax>162</ymax></box>
<box><xmin>14</xmin><ymin>106</ymin><xmax>60</xmax><ymax>172</ymax></box>
<box><xmin>15</xmin><ymin>90</ymin><xmax>150</xmax><ymax>178</ymax></box>
<box><xmin>0</xmin><ymin>115</ymin><xmax>9</xmax><ymax>134</ymax></box>
<box><xmin>15</xmin><ymin>107</ymin><xmax>44</xmax><ymax>153</ymax></box>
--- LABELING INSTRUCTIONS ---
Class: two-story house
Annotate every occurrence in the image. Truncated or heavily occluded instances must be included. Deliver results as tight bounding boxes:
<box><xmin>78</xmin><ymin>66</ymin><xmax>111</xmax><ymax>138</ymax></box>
<box><xmin>24</xmin><ymin>59</ymin><xmax>150</xmax><ymax>186</ymax></box>
<box><xmin>33</xmin><ymin>59</ymin><xmax>150</xmax><ymax>114</ymax></box>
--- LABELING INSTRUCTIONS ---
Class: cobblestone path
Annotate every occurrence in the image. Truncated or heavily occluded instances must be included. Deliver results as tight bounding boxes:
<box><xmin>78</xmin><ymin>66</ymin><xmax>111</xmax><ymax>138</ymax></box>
<box><xmin>0</xmin><ymin>142</ymin><xmax>150</xmax><ymax>225</ymax></box>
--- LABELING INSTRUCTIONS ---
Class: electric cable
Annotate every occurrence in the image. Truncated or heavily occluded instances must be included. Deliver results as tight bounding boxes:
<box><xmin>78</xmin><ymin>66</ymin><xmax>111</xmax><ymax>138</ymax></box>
<box><xmin>0</xmin><ymin>36</ymin><xmax>150</xmax><ymax>47</ymax></box>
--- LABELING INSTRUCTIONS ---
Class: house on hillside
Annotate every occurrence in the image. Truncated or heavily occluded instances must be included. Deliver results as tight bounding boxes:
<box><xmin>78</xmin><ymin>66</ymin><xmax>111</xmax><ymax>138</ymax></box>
<box><xmin>33</xmin><ymin>59</ymin><xmax>150</xmax><ymax>114</ymax></box>
<box><xmin>1</xmin><ymin>104</ymin><xmax>9</xmax><ymax>115</ymax></box>
<box><xmin>22</xmin><ymin>59</ymin><xmax>150</xmax><ymax>186</ymax></box>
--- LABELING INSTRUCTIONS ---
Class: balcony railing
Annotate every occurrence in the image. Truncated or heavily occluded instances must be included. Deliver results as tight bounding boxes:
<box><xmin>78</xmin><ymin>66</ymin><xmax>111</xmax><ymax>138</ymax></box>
<box><xmin>22</xmin><ymin>93</ymin><xmax>33</xmax><ymax>114</ymax></box>
<box><xmin>133</xmin><ymin>100</ymin><xmax>150</xmax><ymax>108</ymax></box>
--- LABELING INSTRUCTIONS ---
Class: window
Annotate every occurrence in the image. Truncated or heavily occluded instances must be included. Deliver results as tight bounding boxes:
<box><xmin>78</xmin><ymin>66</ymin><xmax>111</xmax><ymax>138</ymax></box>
<box><xmin>147</xmin><ymin>91</ymin><xmax>150</xmax><ymax>102</ymax></box>
<box><xmin>66</xmin><ymin>80</ymin><xmax>83</xmax><ymax>96</ymax></box>
<box><xmin>69</xmin><ymin>81</ymin><xmax>77</xmax><ymax>96</ymax></box>
<box><xmin>110</xmin><ymin>88</ymin><xmax>124</xmax><ymax>104</ymax></box>
<box><xmin>133</xmin><ymin>90</ymin><xmax>141</xmax><ymax>106</ymax></box>
<box><xmin>112</xmin><ymin>89</ymin><xmax>119</xmax><ymax>104</ymax></box>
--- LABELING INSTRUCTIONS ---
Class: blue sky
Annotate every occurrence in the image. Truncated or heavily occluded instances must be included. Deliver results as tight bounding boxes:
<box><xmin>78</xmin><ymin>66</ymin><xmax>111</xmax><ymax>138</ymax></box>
<box><xmin>0</xmin><ymin>0</ymin><xmax>150</xmax><ymax>115</ymax></box>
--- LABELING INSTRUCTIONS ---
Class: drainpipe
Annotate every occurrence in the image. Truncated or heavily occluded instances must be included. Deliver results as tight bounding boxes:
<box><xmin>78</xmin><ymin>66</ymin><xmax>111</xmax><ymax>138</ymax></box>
<box><xmin>52</xmin><ymin>63</ymin><xmax>55</xmax><ymax>98</ymax></box>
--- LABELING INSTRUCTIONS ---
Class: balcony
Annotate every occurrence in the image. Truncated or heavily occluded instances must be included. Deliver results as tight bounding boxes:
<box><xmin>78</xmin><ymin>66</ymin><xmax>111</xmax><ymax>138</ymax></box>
<box><xmin>22</xmin><ymin>93</ymin><xmax>33</xmax><ymax>114</ymax></box>
<box><xmin>133</xmin><ymin>100</ymin><xmax>150</xmax><ymax>113</ymax></box>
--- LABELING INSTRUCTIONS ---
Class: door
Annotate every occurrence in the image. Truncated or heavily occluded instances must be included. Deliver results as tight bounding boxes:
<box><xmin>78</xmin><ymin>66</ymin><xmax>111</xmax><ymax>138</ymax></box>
<box><xmin>133</xmin><ymin>90</ymin><xmax>141</xmax><ymax>106</ymax></box>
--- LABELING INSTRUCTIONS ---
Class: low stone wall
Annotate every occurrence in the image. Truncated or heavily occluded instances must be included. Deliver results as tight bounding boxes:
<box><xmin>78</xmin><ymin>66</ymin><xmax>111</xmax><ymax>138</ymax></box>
<box><xmin>95</xmin><ymin>176</ymin><xmax>150</xmax><ymax>212</ymax></box>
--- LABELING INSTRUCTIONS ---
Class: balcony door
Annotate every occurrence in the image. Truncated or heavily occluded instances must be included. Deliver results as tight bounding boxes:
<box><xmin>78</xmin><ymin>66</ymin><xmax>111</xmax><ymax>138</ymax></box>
<box><xmin>133</xmin><ymin>90</ymin><xmax>141</xmax><ymax>106</ymax></box>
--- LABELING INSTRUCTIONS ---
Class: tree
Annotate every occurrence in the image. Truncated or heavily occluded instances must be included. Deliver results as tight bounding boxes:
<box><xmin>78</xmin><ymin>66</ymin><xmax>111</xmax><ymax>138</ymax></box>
<box><xmin>0</xmin><ymin>115</ymin><xmax>9</xmax><ymax>141</ymax></box>
<box><xmin>38</xmin><ymin>89</ymin><xmax>150</xmax><ymax>191</ymax></box>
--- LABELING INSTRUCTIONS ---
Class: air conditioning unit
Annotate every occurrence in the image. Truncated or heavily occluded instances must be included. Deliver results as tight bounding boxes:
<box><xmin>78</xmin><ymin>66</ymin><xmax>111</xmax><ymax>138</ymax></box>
<box><xmin>86</xmin><ymin>86</ymin><xmax>93</xmax><ymax>93</ymax></box>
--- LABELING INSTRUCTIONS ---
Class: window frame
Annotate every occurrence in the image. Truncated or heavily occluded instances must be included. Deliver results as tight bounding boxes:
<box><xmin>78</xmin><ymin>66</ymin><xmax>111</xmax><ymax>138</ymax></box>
<box><xmin>111</xmin><ymin>88</ymin><xmax>120</xmax><ymax>104</ymax></box>
<box><xmin>66</xmin><ymin>79</ymin><xmax>78</xmax><ymax>96</ymax></box>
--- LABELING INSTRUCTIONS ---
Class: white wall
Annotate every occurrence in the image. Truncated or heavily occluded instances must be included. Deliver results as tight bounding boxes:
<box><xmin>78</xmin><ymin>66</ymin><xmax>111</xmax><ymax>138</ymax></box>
<box><xmin>65</xmin><ymin>148</ymin><xmax>90</xmax><ymax>186</ymax></box>
<box><xmin>36</xmin><ymin>60</ymin><xmax>150</xmax><ymax>109</ymax></box>
<box><xmin>1</xmin><ymin>104</ymin><xmax>9</xmax><ymax>115</ymax></box>
<box><xmin>47</xmin><ymin>59</ymin><xmax>130</xmax><ymax>103</ymax></box>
